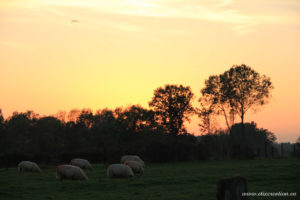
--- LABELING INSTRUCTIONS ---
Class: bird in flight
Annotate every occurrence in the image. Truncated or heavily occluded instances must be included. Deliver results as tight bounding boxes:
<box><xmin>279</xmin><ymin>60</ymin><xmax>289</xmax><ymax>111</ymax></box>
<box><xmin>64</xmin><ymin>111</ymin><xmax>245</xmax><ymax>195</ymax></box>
<box><xmin>71</xmin><ymin>19</ymin><xmax>79</xmax><ymax>23</ymax></box>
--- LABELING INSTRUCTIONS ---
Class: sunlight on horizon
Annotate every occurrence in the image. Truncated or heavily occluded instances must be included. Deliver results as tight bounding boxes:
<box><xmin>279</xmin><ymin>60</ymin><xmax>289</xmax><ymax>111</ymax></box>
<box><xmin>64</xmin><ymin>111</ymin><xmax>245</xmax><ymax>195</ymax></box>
<box><xmin>1</xmin><ymin>0</ymin><xmax>300</xmax><ymax>142</ymax></box>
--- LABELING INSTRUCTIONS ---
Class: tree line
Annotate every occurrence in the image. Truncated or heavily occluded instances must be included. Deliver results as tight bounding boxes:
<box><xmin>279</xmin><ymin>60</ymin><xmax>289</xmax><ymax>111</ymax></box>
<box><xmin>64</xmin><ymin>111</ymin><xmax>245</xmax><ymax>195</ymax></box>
<box><xmin>1</xmin><ymin>64</ymin><xmax>298</xmax><ymax>167</ymax></box>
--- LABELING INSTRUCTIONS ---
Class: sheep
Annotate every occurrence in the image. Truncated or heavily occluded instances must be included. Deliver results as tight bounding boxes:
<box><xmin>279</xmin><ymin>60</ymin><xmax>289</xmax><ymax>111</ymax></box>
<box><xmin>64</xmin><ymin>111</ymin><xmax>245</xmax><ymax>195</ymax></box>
<box><xmin>120</xmin><ymin>155</ymin><xmax>145</xmax><ymax>167</ymax></box>
<box><xmin>124</xmin><ymin>160</ymin><xmax>144</xmax><ymax>175</ymax></box>
<box><xmin>56</xmin><ymin>164</ymin><xmax>88</xmax><ymax>181</ymax></box>
<box><xmin>70</xmin><ymin>158</ymin><xmax>93</xmax><ymax>170</ymax></box>
<box><xmin>18</xmin><ymin>161</ymin><xmax>41</xmax><ymax>173</ymax></box>
<box><xmin>107</xmin><ymin>164</ymin><xmax>134</xmax><ymax>178</ymax></box>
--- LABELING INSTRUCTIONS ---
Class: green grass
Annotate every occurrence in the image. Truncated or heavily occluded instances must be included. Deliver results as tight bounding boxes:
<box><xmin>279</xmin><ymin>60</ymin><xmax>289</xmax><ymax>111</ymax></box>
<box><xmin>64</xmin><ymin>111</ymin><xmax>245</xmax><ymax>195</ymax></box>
<box><xmin>1</xmin><ymin>158</ymin><xmax>300</xmax><ymax>200</ymax></box>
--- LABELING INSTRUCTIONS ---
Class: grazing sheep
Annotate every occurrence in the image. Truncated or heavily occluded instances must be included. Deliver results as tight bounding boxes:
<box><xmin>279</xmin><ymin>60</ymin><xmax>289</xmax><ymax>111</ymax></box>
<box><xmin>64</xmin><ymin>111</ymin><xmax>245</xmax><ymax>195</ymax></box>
<box><xmin>18</xmin><ymin>161</ymin><xmax>41</xmax><ymax>173</ymax></box>
<box><xmin>70</xmin><ymin>158</ymin><xmax>93</xmax><ymax>170</ymax></box>
<box><xmin>124</xmin><ymin>160</ymin><xmax>144</xmax><ymax>175</ymax></box>
<box><xmin>107</xmin><ymin>164</ymin><xmax>134</xmax><ymax>178</ymax></box>
<box><xmin>120</xmin><ymin>155</ymin><xmax>145</xmax><ymax>167</ymax></box>
<box><xmin>56</xmin><ymin>165</ymin><xmax>88</xmax><ymax>181</ymax></box>
<box><xmin>217</xmin><ymin>176</ymin><xmax>248</xmax><ymax>200</ymax></box>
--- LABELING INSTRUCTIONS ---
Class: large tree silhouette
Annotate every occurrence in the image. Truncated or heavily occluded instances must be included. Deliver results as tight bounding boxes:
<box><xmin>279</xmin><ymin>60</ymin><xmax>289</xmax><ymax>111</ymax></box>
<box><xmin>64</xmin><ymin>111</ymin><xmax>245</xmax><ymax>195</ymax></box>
<box><xmin>200</xmin><ymin>64</ymin><xmax>273</xmax><ymax>134</ymax></box>
<box><xmin>149</xmin><ymin>84</ymin><xmax>194</xmax><ymax>136</ymax></box>
<box><xmin>199</xmin><ymin>75</ymin><xmax>235</xmax><ymax>133</ymax></box>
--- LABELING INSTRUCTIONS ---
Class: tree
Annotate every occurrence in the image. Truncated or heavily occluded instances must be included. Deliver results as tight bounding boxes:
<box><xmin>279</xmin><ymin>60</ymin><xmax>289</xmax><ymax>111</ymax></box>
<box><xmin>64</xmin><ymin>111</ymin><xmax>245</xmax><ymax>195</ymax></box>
<box><xmin>295</xmin><ymin>137</ymin><xmax>300</xmax><ymax>157</ymax></box>
<box><xmin>54</xmin><ymin>110</ymin><xmax>66</xmax><ymax>122</ymax></box>
<box><xmin>33</xmin><ymin>116</ymin><xmax>63</xmax><ymax>160</ymax></box>
<box><xmin>116</xmin><ymin>105</ymin><xmax>157</xmax><ymax>133</ymax></box>
<box><xmin>201</xmin><ymin>64</ymin><xmax>273</xmax><ymax>134</ymax></box>
<box><xmin>0</xmin><ymin>109</ymin><xmax>3</xmax><ymax>125</ymax></box>
<box><xmin>4</xmin><ymin>111</ymin><xmax>38</xmax><ymax>163</ymax></box>
<box><xmin>198</xmin><ymin>95</ymin><xmax>215</xmax><ymax>134</ymax></box>
<box><xmin>221</xmin><ymin>64</ymin><xmax>273</xmax><ymax>132</ymax></box>
<box><xmin>200</xmin><ymin>75</ymin><xmax>235</xmax><ymax>133</ymax></box>
<box><xmin>0</xmin><ymin>109</ymin><xmax>5</xmax><ymax>153</ymax></box>
<box><xmin>232</xmin><ymin>122</ymin><xmax>276</xmax><ymax>158</ymax></box>
<box><xmin>0</xmin><ymin>109</ymin><xmax>4</xmax><ymax>134</ymax></box>
<box><xmin>67</xmin><ymin>109</ymin><xmax>81</xmax><ymax>122</ymax></box>
<box><xmin>77</xmin><ymin>109</ymin><xmax>94</xmax><ymax>129</ymax></box>
<box><xmin>149</xmin><ymin>84</ymin><xmax>194</xmax><ymax>135</ymax></box>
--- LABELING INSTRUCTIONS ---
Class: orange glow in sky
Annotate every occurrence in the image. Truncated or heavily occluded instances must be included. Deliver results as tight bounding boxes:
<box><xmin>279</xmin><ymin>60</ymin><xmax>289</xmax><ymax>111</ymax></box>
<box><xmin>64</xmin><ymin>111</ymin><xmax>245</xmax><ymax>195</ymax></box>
<box><xmin>1</xmin><ymin>0</ymin><xmax>300</xmax><ymax>142</ymax></box>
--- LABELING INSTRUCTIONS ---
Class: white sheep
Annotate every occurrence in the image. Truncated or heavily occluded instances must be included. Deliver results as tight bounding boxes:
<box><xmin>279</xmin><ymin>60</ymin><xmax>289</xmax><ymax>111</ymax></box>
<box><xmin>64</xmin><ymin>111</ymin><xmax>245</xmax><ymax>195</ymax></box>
<box><xmin>18</xmin><ymin>161</ymin><xmax>41</xmax><ymax>173</ymax></box>
<box><xmin>70</xmin><ymin>158</ymin><xmax>93</xmax><ymax>170</ymax></box>
<box><xmin>56</xmin><ymin>164</ymin><xmax>88</xmax><ymax>181</ymax></box>
<box><xmin>120</xmin><ymin>155</ymin><xmax>145</xmax><ymax>167</ymax></box>
<box><xmin>124</xmin><ymin>160</ymin><xmax>144</xmax><ymax>175</ymax></box>
<box><xmin>107</xmin><ymin>164</ymin><xmax>134</xmax><ymax>178</ymax></box>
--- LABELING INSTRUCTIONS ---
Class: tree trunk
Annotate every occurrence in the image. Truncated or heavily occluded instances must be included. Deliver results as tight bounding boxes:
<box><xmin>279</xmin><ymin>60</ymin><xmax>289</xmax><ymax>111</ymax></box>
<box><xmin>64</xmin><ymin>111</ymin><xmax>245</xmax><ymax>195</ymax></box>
<box><xmin>221</xmin><ymin>107</ymin><xmax>232</xmax><ymax>134</ymax></box>
<box><xmin>241</xmin><ymin>111</ymin><xmax>245</xmax><ymax>136</ymax></box>
<box><xmin>240</xmin><ymin>110</ymin><xmax>246</xmax><ymax>159</ymax></box>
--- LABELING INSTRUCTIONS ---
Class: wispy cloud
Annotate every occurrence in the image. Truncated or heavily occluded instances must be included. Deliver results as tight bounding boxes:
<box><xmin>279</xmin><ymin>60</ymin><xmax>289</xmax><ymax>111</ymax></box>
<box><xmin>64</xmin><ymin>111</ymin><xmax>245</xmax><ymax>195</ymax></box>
<box><xmin>2</xmin><ymin>0</ymin><xmax>300</xmax><ymax>35</ymax></box>
<box><xmin>218</xmin><ymin>0</ymin><xmax>231</xmax><ymax>8</ymax></box>
<box><xmin>43</xmin><ymin>0</ymin><xmax>300</xmax><ymax>34</ymax></box>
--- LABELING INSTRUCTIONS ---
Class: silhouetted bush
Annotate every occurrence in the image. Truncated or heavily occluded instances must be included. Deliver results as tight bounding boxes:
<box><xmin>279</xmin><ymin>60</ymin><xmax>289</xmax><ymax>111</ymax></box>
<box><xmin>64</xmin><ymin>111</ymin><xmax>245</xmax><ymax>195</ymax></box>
<box><xmin>197</xmin><ymin>122</ymin><xmax>277</xmax><ymax>160</ymax></box>
<box><xmin>0</xmin><ymin>107</ymin><xmax>286</xmax><ymax>167</ymax></box>
<box><xmin>0</xmin><ymin>108</ymin><xmax>199</xmax><ymax>167</ymax></box>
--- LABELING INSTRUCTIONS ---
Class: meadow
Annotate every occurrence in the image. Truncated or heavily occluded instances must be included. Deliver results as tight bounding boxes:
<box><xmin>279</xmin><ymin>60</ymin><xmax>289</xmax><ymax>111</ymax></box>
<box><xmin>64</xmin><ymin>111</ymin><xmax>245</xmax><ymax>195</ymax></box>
<box><xmin>0</xmin><ymin>158</ymin><xmax>299</xmax><ymax>200</ymax></box>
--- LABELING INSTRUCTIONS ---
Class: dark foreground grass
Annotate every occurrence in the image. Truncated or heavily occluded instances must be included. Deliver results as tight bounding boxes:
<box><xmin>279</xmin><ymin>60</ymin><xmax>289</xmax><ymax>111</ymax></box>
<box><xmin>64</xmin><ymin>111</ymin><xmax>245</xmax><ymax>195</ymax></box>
<box><xmin>1</xmin><ymin>158</ymin><xmax>299</xmax><ymax>200</ymax></box>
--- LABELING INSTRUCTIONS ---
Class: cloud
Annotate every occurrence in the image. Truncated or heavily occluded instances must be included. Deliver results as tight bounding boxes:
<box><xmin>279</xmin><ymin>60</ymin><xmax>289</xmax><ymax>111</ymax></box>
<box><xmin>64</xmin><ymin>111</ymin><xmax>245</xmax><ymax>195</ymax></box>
<box><xmin>2</xmin><ymin>0</ymin><xmax>300</xmax><ymax>35</ymax></box>
<box><xmin>218</xmin><ymin>0</ymin><xmax>231</xmax><ymax>7</ymax></box>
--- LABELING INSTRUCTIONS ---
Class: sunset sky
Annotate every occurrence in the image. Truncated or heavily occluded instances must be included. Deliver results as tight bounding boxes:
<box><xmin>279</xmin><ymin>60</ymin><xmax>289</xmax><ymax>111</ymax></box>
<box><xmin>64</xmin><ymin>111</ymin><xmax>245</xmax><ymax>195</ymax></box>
<box><xmin>1</xmin><ymin>0</ymin><xmax>299</xmax><ymax>142</ymax></box>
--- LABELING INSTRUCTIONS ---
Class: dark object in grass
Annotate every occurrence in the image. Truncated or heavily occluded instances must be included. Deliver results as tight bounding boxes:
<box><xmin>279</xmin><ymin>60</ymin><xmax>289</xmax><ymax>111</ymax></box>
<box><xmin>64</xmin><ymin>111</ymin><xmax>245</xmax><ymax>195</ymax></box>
<box><xmin>217</xmin><ymin>176</ymin><xmax>248</xmax><ymax>200</ymax></box>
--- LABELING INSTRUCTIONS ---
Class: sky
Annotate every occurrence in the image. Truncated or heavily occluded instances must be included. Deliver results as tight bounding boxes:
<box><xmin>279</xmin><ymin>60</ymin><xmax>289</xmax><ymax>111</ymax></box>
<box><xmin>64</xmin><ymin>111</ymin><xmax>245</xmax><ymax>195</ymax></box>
<box><xmin>1</xmin><ymin>0</ymin><xmax>300</xmax><ymax>142</ymax></box>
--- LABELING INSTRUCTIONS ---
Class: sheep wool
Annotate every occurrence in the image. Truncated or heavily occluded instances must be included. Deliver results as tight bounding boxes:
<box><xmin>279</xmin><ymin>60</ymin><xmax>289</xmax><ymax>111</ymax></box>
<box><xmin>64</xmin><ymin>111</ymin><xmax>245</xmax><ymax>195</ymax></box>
<box><xmin>56</xmin><ymin>165</ymin><xmax>88</xmax><ymax>181</ymax></box>
<box><xmin>124</xmin><ymin>161</ymin><xmax>144</xmax><ymax>175</ymax></box>
<box><xmin>120</xmin><ymin>155</ymin><xmax>145</xmax><ymax>167</ymax></box>
<box><xmin>70</xmin><ymin>158</ymin><xmax>93</xmax><ymax>170</ymax></box>
<box><xmin>107</xmin><ymin>164</ymin><xmax>134</xmax><ymax>178</ymax></box>
<box><xmin>18</xmin><ymin>161</ymin><xmax>41</xmax><ymax>173</ymax></box>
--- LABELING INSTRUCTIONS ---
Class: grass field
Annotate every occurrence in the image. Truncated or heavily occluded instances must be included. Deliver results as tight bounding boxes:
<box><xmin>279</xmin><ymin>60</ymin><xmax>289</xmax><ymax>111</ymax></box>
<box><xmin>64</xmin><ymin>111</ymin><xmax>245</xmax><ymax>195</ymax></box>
<box><xmin>1</xmin><ymin>158</ymin><xmax>300</xmax><ymax>200</ymax></box>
